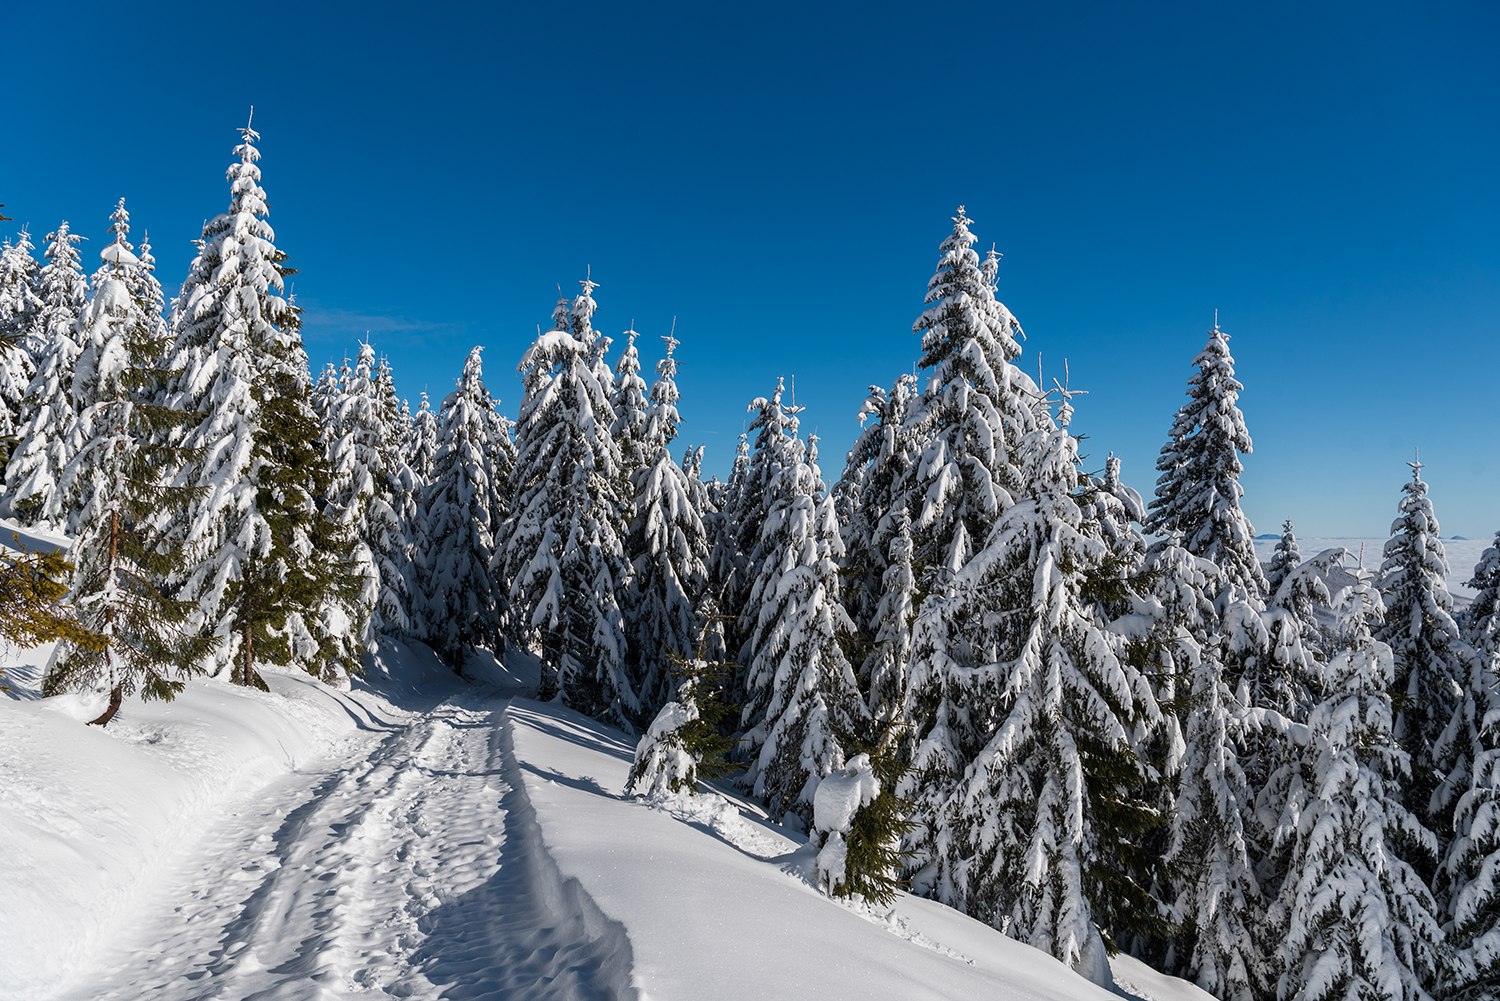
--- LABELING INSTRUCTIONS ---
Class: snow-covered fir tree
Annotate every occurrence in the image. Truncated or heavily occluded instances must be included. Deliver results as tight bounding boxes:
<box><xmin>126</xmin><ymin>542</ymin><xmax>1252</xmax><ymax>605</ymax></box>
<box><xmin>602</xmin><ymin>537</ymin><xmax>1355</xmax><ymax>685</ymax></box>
<box><xmin>1266</xmin><ymin>519</ymin><xmax>1302</xmax><ymax>596</ymax></box>
<box><xmin>0</xmin><ymin>229</ymin><xmax>42</xmax><ymax>438</ymax></box>
<box><xmin>900</xmin><ymin>208</ymin><xmax>1037</xmax><ymax>577</ymax></box>
<box><xmin>726</xmin><ymin>379</ymin><xmax>804</xmax><ymax>660</ymax></box>
<box><xmin>1441</xmin><ymin>678</ymin><xmax>1500</xmax><ymax>1001</ymax></box>
<box><xmin>901</xmin><ymin>392</ymin><xmax>1163</xmax><ymax>976</ymax></box>
<box><xmin>3</xmin><ymin>222</ymin><xmax>89</xmax><ymax>525</ymax></box>
<box><xmin>323</xmin><ymin>341</ymin><xmax>392</xmax><ymax>646</ymax></box>
<box><xmin>1145</xmin><ymin>318</ymin><xmax>1266</xmax><ymax>597</ymax></box>
<box><xmin>1166</xmin><ymin>639</ymin><xmax>1268</xmax><ymax>1001</ymax></box>
<box><xmin>609</xmin><ymin>328</ymin><xmax>651</xmax><ymax>477</ymax></box>
<box><xmin>1378</xmin><ymin>455</ymin><xmax>1477</xmax><ymax>847</ymax></box>
<box><xmin>624</xmin><ymin>333</ymin><xmax>709</xmax><ymax>717</ymax></box>
<box><xmin>501</xmin><ymin>278</ymin><xmax>635</xmax><ymax>725</ymax></box>
<box><xmin>418</xmin><ymin>346</ymin><xmax>504</xmax><ymax>665</ymax></box>
<box><xmin>166</xmin><ymin>118</ymin><xmax>364</xmax><ymax>687</ymax></box>
<box><xmin>738</xmin><ymin>432</ymin><xmax>867</xmax><ymax>830</ymax></box>
<box><xmin>839</xmin><ymin>374</ymin><xmax>921</xmax><ymax>647</ymax></box>
<box><xmin>864</xmin><ymin>506</ymin><xmax>917</xmax><ymax>718</ymax></box>
<box><xmin>1265</xmin><ymin>564</ymin><xmax>1444</xmax><ymax>1001</ymax></box>
<box><xmin>42</xmin><ymin>266</ymin><xmax>208</xmax><ymax>724</ymax></box>
<box><xmin>706</xmin><ymin>430</ymin><xmax>751</xmax><ymax>611</ymax></box>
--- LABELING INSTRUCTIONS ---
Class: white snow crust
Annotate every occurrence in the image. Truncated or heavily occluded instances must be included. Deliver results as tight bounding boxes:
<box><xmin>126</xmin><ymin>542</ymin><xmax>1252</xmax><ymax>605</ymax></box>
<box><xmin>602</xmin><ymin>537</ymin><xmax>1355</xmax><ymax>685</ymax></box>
<box><xmin>3</xmin><ymin>633</ymin><xmax>1202</xmax><ymax>1000</ymax></box>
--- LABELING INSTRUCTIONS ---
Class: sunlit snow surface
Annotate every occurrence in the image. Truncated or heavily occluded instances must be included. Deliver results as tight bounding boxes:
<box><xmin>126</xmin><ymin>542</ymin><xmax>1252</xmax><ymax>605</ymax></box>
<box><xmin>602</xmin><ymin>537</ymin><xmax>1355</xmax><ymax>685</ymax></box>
<box><xmin>0</xmin><ymin>518</ymin><xmax>1215</xmax><ymax>1000</ymax></box>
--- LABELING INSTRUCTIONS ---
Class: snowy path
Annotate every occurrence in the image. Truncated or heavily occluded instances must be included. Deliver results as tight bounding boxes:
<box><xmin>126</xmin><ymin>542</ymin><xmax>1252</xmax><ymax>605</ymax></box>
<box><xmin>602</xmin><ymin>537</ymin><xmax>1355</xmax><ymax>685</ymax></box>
<box><xmin>53</xmin><ymin>697</ymin><xmax>636</xmax><ymax>1001</ymax></box>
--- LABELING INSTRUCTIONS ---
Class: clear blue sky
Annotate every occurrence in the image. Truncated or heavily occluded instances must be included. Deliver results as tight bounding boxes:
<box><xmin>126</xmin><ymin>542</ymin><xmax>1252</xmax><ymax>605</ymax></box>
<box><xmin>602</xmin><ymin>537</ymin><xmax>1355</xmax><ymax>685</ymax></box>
<box><xmin>3</xmin><ymin>1</ymin><xmax>1495</xmax><ymax>538</ymax></box>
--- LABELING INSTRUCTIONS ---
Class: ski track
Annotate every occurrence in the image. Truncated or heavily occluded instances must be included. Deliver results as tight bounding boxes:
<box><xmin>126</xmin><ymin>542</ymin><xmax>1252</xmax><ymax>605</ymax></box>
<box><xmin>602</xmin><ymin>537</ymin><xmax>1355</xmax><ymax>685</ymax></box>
<box><xmin>54</xmin><ymin>697</ymin><xmax>637</xmax><ymax>1001</ymax></box>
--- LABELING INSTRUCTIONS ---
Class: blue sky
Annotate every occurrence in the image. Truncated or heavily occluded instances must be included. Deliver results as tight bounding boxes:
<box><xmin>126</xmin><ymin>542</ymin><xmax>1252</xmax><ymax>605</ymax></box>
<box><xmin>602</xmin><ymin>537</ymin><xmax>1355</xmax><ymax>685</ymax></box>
<box><xmin>3</xmin><ymin>1</ymin><xmax>1495</xmax><ymax>537</ymax></box>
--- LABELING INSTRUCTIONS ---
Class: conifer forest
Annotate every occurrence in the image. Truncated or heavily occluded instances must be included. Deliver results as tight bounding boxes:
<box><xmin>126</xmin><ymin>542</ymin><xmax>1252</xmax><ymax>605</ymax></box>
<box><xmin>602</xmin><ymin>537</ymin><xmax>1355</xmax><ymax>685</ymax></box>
<box><xmin>2</xmin><ymin>120</ymin><xmax>1497</xmax><ymax>1001</ymax></box>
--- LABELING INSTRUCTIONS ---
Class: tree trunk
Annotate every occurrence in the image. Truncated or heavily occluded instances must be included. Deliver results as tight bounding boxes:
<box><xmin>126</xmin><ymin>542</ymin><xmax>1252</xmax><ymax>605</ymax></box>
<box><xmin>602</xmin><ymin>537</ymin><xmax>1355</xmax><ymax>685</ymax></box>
<box><xmin>88</xmin><ymin>683</ymin><xmax>124</xmax><ymax>727</ymax></box>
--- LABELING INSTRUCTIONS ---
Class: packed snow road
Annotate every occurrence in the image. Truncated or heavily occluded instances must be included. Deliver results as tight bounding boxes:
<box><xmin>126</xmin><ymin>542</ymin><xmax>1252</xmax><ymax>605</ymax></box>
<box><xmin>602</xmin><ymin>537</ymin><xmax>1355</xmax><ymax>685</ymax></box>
<box><xmin>53</xmin><ymin>696</ymin><xmax>636</xmax><ymax>1001</ymax></box>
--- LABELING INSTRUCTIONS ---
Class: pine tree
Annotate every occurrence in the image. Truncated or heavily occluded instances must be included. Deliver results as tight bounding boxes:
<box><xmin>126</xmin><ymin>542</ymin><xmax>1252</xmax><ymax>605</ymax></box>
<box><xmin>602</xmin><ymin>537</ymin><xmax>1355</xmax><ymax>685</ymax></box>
<box><xmin>864</xmin><ymin>507</ymin><xmax>916</xmax><ymax>717</ymax></box>
<box><xmin>419</xmin><ymin>346</ymin><xmax>503</xmax><ymax>666</ymax></box>
<box><xmin>1266</xmin><ymin>519</ymin><xmax>1302</xmax><ymax>596</ymax></box>
<box><xmin>1265</xmin><ymin>569</ymin><xmax>1444</xmax><ymax>1001</ymax></box>
<box><xmin>624</xmin><ymin>333</ymin><xmax>709</xmax><ymax>717</ymax></box>
<box><xmin>739</xmin><ymin>436</ymin><xmax>867</xmax><ymax>830</ymax></box>
<box><xmin>1378</xmin><ymin>454</ymin><xmax>1478</xmax><ymax>847</ymax></box>
<box><xmin>900</xmin><ymin>208</ymin><xmax>1037</xmax><ymax>577</ymax></box>
<box><xmin>1145</xmin><ymin>318</ymin><xmax>1266</xmax><ymax>597</ymax></box>
<box><xmin>501</xmin><ymin>280</ymin><xmax>635</xmax><ymax>724</ymax></box>
<box><xmin>901</xmin><ymin>396</ymin><xmax>1164</xmax><ymax>975</ymax></box>
<box><xmin>42</xmin><ymin>264</ymin><xmax>209</xmax><ymax>725</ymax></box>
<box><xmin>167</xmin><ymin>118</ymin><xmax>364</xmax><ymax>687</ymax></box>
<box><xmin>3</xmin><ymin>223</ymin><xmax>88</xmax><ymax>525</ymax></box>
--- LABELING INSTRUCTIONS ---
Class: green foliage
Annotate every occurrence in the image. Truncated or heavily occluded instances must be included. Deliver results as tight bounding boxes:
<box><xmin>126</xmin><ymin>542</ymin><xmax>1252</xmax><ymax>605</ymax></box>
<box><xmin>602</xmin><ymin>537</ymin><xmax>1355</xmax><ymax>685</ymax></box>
<box><xmin>828</xmin><ymin>718</ymin><xmax>919</xmax><ymax>906</ymax></box>
<box><xmin>45</xmin><ymin>285</ymin><xmax>211</xmax><ymax>706</ymax></box>
<box><xmin>0</xmin><ymin>538</ymin><xmax>104</xmax><ymax>690</ymax></box>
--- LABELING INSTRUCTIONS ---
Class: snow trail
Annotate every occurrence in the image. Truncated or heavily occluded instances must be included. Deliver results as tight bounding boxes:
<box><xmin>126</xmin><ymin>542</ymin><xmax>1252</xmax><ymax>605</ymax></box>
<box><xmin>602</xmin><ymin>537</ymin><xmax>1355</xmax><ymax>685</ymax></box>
<box><xmin>53</xmin><ymin>697</ymin><xmax>637</xmax><ymax>1001</ymax></box>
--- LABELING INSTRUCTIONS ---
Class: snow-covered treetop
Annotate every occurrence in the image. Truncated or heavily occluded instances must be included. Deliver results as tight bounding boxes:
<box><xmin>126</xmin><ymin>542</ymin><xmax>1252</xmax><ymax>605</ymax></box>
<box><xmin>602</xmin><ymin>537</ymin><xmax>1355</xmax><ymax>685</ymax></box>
<box><xmin>1145</xmin><ymin>319</ymin><xmax>1265</xmax><ymax>596</ymax></box>
<box><xmin>913</xmin><ymin>206</ymin><xmax>1024</xmax><ymax>373</ymax></box>
<box><xmin>1266</xmin><ymin>518</ymin><xmax>1302</xmax><ymax>595</ymax></box>
<box><xmin>644</xmin><ymin>332</ymin><xmax>681</xmax><ymax>452</ymax></box>
<box><xmin>610</xmin><ymin>328</ymin><xmax>649</xmax><ymax>467</ymax></box>
<box><xmin>38</xmin><ymin>222</ymin><xmax>88</xmax><ymax>323</ymax></box>
<box><xmin>94</xmin><ymin>198</ymin><xmax>140</xmax><ymax>278</ymax></box>
<box><xmin>1379</xmin><ymin>454</ymin><xmax>1455</xmax><ymax>614</ymax></box>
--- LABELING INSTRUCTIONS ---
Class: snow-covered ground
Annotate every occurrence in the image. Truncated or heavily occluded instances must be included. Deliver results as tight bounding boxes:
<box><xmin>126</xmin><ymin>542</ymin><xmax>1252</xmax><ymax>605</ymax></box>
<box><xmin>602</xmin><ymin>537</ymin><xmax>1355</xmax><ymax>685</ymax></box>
<box><xmin>1</xmin><ymin>635</ymin><xmax>1215</xmax><ymax>1001</ymax></box>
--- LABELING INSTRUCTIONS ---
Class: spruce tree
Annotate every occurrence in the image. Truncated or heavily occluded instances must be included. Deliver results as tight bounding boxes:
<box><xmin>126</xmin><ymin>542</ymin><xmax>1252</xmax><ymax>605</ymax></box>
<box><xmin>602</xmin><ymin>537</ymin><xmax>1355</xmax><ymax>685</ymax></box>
<box><xmin>3</xmin><ymin>222</ymin><xmax>88</xmax><ymax>525</ymax></box>
<box><xmin>167</xmin><ymin>118</ymin><xmax>364</xmax><ymax>687</ymax></box>
<box><xmin>900</xmin><ymin>208</ymin><xmax>1036</xmax><ymax>577</ymax></box>
<box><xmin>1378</xmin><ymin>455</ymin><xmax>1478</xmax><ymax>847</ymax></box>
<box><xmin>419</xmin><ymin>346</ymin><xmax>503</xmax><ymax>666</ymax></box>
<box><xmin>1265</xmin><ymin>569</ymin><xmax>1444</xmax><ymax>1001</ymax></box>
<box><xmin>324</xmin><ymin>341</ymin><xmax>387</xmax><ymax>647</ymax></box>
<box><xmin>739</xmin><ymin>436</ymin><xmax>867</xmax><ymax>830</ymax></box>
<box><xmin>901</xmin><ymin>396</ymin><xmax>1164</xmax><ymax>975</ymax></box>
<box><xmin>1266</xmin><ymin>519</ymin><xmax>1302</xmax><ymax>596</ymax></box>
<box><xmin>624</xmin><ymin>333</ymin><xmax>709</xmax><ymax>717</ymax></box>
<box><xmin>501</xmin><ymin>281</ymin><xmax>635</xmax><ymax>724</ymax></box>
<box><xmin>42</xmin><ymin>266</ymin><xmax>209</xmax><ymax>725</ymax></box>
<box><xmin>839</xmin><ymin>374</ymin><xmax>921</xmax><ymax>646</ymax></box>
<box><xmin>610</xmin><ymin>328</ymin><xmax>650</xmax><ymax>477</ymax></box>
<box><xmin>1145</xmin><ymin>318</ymin><xmax>1266</xmax><ymax>597</ymax></box>
<box><xmin>1167</xmin><ymin>641</ymin><xmax>1268</xmax><ymax>1001</ymax></box>
<box><xmin>0</xmin><ymin>229</ymin><xmax>42</xmax><ymax>441</ymax></box>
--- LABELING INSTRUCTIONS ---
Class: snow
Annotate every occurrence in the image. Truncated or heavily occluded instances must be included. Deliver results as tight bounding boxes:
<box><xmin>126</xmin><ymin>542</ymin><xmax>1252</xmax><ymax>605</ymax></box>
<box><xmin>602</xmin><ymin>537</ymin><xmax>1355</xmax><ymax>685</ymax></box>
<box><xmin>0</xmin><ymin>636</ymin><xmax>1200</xmax><ymax>1001</ymax></box>
<box><xmin>1252</xmin><ymin>536</ymin><xmax>1491</xmax><ymax>602</ymax></box>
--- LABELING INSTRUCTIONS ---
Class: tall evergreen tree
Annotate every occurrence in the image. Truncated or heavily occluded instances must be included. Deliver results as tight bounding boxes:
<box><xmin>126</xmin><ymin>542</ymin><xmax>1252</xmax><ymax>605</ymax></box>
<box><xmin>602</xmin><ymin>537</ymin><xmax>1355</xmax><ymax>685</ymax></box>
<box><xmin>1145</xmin><ymin>319</ymin><xmax>1266</xmax><ymax>597</ymax></box>
<box><xmin>167</xmin><ymin>118</ymin><xmax>363</xmax><ymax>687</ymax></box>
<box><xmin>324</xmin><ymin>341</ymin><xmax>388</xmax><ymax>647</ymax></box>
<box><xmin>501</xmin><ymin>281</ymin><xmax>635</xmax><ymax>724</ymax></box>
<box><xmin>1378</xmin><ymin>455</ymin><xmax>1478</xmax><ymax>848</ymax></box>
<box><xmin>738</xmin><ymin>433</ymin><xmax>866</xmax><ymax>829</ymax></box>
<box><xmin>902</xmin><ymin>395</ymin><xmax>1164</xmax><ymax>975</ymax></box>
<box><xmin>610</xmin><ymin>328</ymin><xmax>650</xmax><ymax>477</ymax></box>
<box><xmin>419</xmin><ymin>346</ymin><xmax>503</xmax><ymax>666</ymax></box>
<box><xmin>624</xmin><ymin>333</ymin><xmax>709</xmax><ymax>717</ymax></box>
<box><xmin>900</xmin><ymin>208</ymin><xmax>1036</xmax><ymax>577</ymax></box>
<box><xmin>0</xmin><ymin>229</ymin><xmax>42</xmax><ymax>440</ymax></box>
<box><xmin>43</xmin><ymin>264</ymin><xmax>209</xmax><ymax>725</ymax></box>
<box><xmin>3</xmin><ymin>222</ymin><xmax>88</xmax><ymax>525</ymax></box>
<box><xmin>1266</xmin><ymin>519</ymin><xmax>1302</xmax><ymax>596</ymax></box>
<box><xmin>839</xmin><ymin>374</ymin><xmax>921</xmax><ymax>643</ymax></box>
<box><xmin>1265</xmin><ymin>568</ymin><xmax>1444</xmax><ymax>1001</ymax></box>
